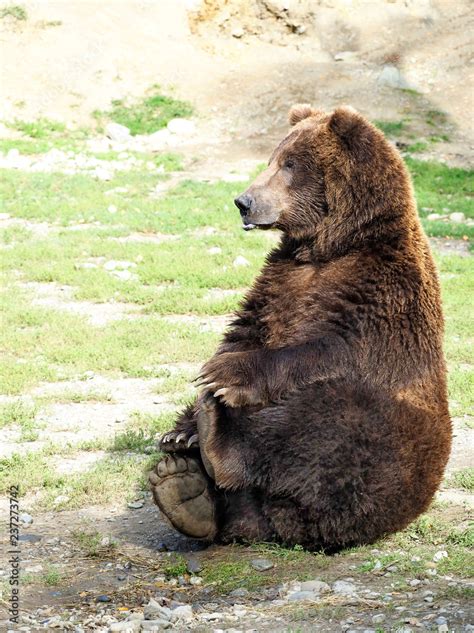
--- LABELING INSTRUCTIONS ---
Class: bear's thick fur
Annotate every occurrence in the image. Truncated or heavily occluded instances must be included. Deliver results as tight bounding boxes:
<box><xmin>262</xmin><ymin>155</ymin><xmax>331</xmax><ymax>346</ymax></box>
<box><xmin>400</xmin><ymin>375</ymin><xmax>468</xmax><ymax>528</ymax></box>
<box><xmin>151</xmin><ymin>105</ymin><xmax>451</xmax><ymax>550</ymax></box>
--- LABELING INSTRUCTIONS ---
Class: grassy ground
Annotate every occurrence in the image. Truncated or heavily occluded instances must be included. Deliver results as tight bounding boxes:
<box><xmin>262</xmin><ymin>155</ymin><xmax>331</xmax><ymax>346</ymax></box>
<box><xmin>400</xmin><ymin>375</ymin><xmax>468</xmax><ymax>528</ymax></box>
<box><xmin>0</xmin><ymin>116</ymin><xmax>472</xmax><ymax>628</ymax></box>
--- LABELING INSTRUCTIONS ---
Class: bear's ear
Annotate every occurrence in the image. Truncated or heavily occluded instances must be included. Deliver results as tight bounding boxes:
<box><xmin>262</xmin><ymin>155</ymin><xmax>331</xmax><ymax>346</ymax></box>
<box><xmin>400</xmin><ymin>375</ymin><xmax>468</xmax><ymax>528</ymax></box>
<box><xmin>288</xmin><ymin>104</ymin><xmax>317</xmax><ymax>126</ymax></box>
<box><xmin>328</xmin><ymin>106</ymin><xmax>374</xmax><ymax>159</ymax></box>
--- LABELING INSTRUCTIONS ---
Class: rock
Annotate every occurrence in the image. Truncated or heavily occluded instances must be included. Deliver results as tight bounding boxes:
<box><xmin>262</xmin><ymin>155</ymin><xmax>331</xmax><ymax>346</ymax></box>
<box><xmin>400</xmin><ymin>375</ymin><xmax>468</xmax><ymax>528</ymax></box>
<box><xmin>229</xmin><ymin>588</ymin><xmax>249</xmax><ymax>598</ymax></box>
<box><xmin>146</xmin><ymin>129</ymin><xmax>172</xmax><ymax>151</ymax></box>
<box><xmin>231</xmin><ymin>27</ymin><xmax>244</xmax><ymax>38</ymax></box>
<box><xmin>435</xmin><ymin>617</ymin><xmax>448</xmax><ymax>626</ymax></box>
<box><xmin>207</xmin><ymin>247</ymin><xmax>222</xmax><ymax>255</ymax></box>
<box><xmin>299</xmin><ymin>580</ymin><xmax>331</xmax><ymax>594</ymax></box>
<box><xmin>96</xmin><ymin>595</ymin><xmax>111</xmax><ymax>602</ymax></box>
<box><xmin>19</xmin><ymin>512</ymin><xmax>33</xmax><ymax>525</ymax></box>
<box><xmin>141</xmin><ymin>620</ymin><xmax>172</xmax><ymax>630</ymax></box>
<box><xmin>24</xmin><ymin>564</ymin><xmax>43</xmax><ymax>573</ymax></box>
<box><xmin>377</xmin><ymin>65</ymin><xmax>412</xmax><ymax>89</ymax></box>
<box><xmin>53</xmin><ymin>494</ymin><xmax>69</xmax><ymax>506</ymax></box>
<box><xmin>127</xmin><ymin>500</ymin><xmax>144</xmax><ymax>509</ymax></box>
<box><xmin>233</xmin><ymin>255</ymin><xmax>250</xmax><ymax>267</ymax></box>
<box><xmin>372</xmin><ymin>614</ymin><xmax>386</xmax><ymax>624</ymax></box>
<box><xmin>109</xmin><ymin>621</ymin><xmax>141</xmax><ymax>631</ymax></box>
<box><xmin>111</xmin><ymin>269</ymin><xmax>137</xmax><ymax>282</ymax></box>
<box><xmin>332</xmin><ymin>580</ymin><xmax>357</xmax><ymax>595</ymax></box>
<box><xmin>0</xmin><ymin>212</ymin><xmax>11</xmax><ymax>220</ymax></box>
<box><xmin>190</xmin><ymin>576</ymin><xmax>202</xmax><ymax>585</ymax></box>
<box><xmin>75</xmin><ymin>262</ymin><xmax>98</xmax><ymax>270</ymax></box>
<box><xmin>94</xmin><ymin>167</ymin><xmax>113</xmax><ymax>181</ymax></box>
<box><xmin>201</xmin><ymin>613</ymin><xmax>222</xmax><ymax>621</ymax></box>
<box><xmin>172</xmin><ymin>605</ymin><xmax>193</xmax><ymax>622</ymax></box>
<box><xmin>167</xmin><ymin>118</ymin><xmax>196</xmax><ymax>137</ymax></box>
<box><xmin>144</xmin><ymin>599</ymin><xmax>171</xmax><ymax>621</ymax></box>
<box><xmin>186</xmin><ymin>558</ymin><xmax>202</xmax><ymax>574</ymax></box>
<box><xmin>105</xmin><ymin>122</ymin><xmax>131</xmax><ymax>142</ymax></box>
<box><xmin>287</xmin><ymin>591</ymin><xmax>316</xmax><ymax>601</ymax></box>
<box><xmin>409</xmin><ymin>579</ymin><xmax>421</xmax><ymax>587</ymax></box>
<box><xmin>250</xmin><ymin>558</ymin><xmax>274</xmax><ymax>571</ymax></box>
<box><xmin>108</xmin><ymin>205</ymin><xmax>117</xmax><ymax>214</ymax></box>
<box><xmin>427</xmin><ymin>213</ymin><xmax>442</xmax><ymax>221</ymax></box>
<box><xmin>334</xmin><ymin>51</ymin><xmax>358</xmax><ymax>62</ymax></box>
<box><xmin>449</xmin><ymin>212</ymin><xmax>465</xmax><ymax>223</ymax></box>
<box><xmin>438</xmin><ymin>626</ymin><xmax>448</xmax><ymax>633</ymax></box>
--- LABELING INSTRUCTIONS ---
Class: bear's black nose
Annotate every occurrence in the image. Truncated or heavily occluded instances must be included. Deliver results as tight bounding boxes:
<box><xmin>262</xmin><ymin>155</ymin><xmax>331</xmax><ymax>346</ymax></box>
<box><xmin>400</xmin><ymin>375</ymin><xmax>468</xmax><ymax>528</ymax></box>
<box><xmin>234</xmin><ymin>194</ymin><xmax>253</xmax><ymax>217</ymax></box>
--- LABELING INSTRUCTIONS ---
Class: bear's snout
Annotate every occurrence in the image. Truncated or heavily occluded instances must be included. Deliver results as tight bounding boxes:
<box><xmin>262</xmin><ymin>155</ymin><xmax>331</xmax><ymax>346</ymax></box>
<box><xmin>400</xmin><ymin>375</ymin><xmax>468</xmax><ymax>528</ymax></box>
<box><xmin>234</xmin><ymin>193</ymin><xmax>253</xmax><ymax>218</ymax></box>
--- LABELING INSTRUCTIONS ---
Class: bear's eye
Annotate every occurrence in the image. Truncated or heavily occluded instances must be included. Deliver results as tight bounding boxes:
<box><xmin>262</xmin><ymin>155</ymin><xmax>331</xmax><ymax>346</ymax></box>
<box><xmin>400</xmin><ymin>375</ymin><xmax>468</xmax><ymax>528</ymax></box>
<box><xmin>284</xmin><ymin>158</ymin><xmax>295</xmax><ymax>170</ymax></box>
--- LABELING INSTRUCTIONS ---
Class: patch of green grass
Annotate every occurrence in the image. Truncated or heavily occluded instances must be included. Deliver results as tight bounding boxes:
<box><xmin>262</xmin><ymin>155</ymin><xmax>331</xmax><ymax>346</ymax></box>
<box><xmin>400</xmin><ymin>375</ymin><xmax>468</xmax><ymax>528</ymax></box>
<box><xmin>407</xmin><ymin>157</ymin><xmax>473</xmax><ymax>222</ymax></box>
<box><xmin>201</xmin><ymin>560</ymin><xmax>269</xmax><ymax>593</ymax></box>
<box><xmin>426</xmin><ymin>109</ymin><xmax>448</xmax><ymax>127</ymax></box>
<box><xmin>0</xmin><ymin>451</ymin><xmax>57</xmax><ymax>495</ymax></box>
<box><xmin>38</xmin><ymin>389</ymin><xmax>114</xmax><ymax>405</ymax></box>
<box><xmin>8</xmin><ymin>118</ymin><xmax>66</xmax><ymax>139</ymax></box>
<box><xmin>0</xmin><ymin>399</ymin><xmax>40</xmax><ymax>441</ymax></box>
<box><xmin>0</xmin><ymin>224</ymin><xmax>33</xmax><ymax>244</ymax></box>
<box><xmin>72</xmin><ymin>529</ymin><xmax>116</xmax><ymax>557</ymax></box>
<box><xmin>374</xmin><ymin>120</ymin><xmax>405</xmax><ymax>136</ymax></box>
<box><xmin>446</xmin><ymin>467</ymin><xmax>474</xmax><ymax>492</ymax></box>
<box><xmin>42</xmin><ymin>567</ymin><xmax>62</xmax><ymax>586</ymax></box>
<box><xmin>0</xmin><ymin>4</ymin><xmax>27</xmax><ymax>20</ymax></box>
<box><xmin>406</xmin><ymin>141</ymin><xmax>429</xmax><ymax>154</ymax></box>
<box><xmin>93</xmin><ymin>88</ymin><xmax>193</xmax><ymax>136</ymax></box>
<box><xmin>164</xmin><ymin>555</ymin><xmax>188</xmax><ymax>578</ymax></box>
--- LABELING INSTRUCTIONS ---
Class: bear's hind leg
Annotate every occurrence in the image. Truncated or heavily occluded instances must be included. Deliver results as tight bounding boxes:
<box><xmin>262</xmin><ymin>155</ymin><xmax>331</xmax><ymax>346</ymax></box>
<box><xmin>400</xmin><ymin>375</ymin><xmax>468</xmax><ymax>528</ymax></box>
<box><xmin>149</xmin><ymin>454</ymin><xmax>217</xmax><ymax>540</ymax></box>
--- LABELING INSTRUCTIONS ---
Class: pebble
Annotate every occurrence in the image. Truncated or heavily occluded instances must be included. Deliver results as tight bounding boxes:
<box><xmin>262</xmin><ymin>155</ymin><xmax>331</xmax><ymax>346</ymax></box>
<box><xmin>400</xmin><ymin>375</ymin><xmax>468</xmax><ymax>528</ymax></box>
<box><xmin>433</xmin><ymin>550</ymin><xmax>448</xmax><ymax>562</ymax></box>
<box><xmin>127</xmin><ymin>500</ymin><xmax>144</xmax><ymax>509</ymax></box>
<box><xmin>172</xmin><ymin>605</ymin><xmax>193</xmax><ymax>622</ymax></box>
<box><xmin>250</xmin><ymin>558</ymin><xmax>274</xmax><ymax>571</ymax></box>
<box><xmin>186</xmin><ymin>558</ymin><xmax>202</xmax><ymax>574</ymax></box>
<box><xmin>449</xmin><ymin>212</ymin><xmax>465</xmax><ymax>223</ymax></box>
<box><xmin>229</xmin><ymin>588</ymin><xmax>249</xmax><ymax>598</ymax></box>
<box><xmin>427</xmin><ymin>213</ymin><xmax>442</xmax><ymax>221</ymax></box>
<box><xmin>438</xmin><ymin>626</ymin><xmax>448</xmax><ymax>633</ymax></box>
<box><xmin>144</xmin><ymin>599</ymin><xmax>171</xmax><ymax>621</ymax></box>
<box><xmin>96</xmin><ymin>595</ymin><xmax>111</xmax><ymax>603</ymax></box>
<box><xmin>332</xmin><ymin>580</ymin><xmax>357</xmax><ymax>595</ymax></box>
<box><xmin>334</xmin><ymin>51</ymin><xmax>358</xmax><ymax>62</ymax></box>
<box><xmin>409</xmin><ymin>579</ymin><xmax>422</xmax><ymax>587</ymax></box>
<box><xmin>201</xmin><ymin>613</ymin><xmax>222</xmax><ymax>621</ymax></box>
<box><xmin>372</xmin><ymin>614</ymin><xmax>386</xmax><ymax>624</ymax></box>
<box><xmin>19</xmin><ymin>512</ymin><xmax>33</xmax><ymax>525</ymax></box>
<box><xmin>233</xmin><ymin>255</ymin><xmax>250</xmax><ymax>267</ymax></box>
<box><xmin>208</xmin><ymin>246</ymin><xmax>222</xmax><ymax>255</ymax></box>
<box><xmin>287</xmin><ymin>591</ymin><xmax>316</xmax><ymax>601</ymax></box>
<box><xmin>231</xmin><ymin>27</ymin><xmax>244</xmax><ymax>38</ymax></box>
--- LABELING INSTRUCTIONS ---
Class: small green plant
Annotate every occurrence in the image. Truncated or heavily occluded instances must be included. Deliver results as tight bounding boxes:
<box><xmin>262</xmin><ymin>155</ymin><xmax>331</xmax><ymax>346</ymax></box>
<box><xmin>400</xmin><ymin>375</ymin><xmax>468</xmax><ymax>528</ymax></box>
<box><xmin>447</xmin><ymin>467</ymin><xmax>474</xmax><ymax>492</ymax></box>
<box><xmin>93</xmin><ymin>88</ymin><xmax>193</xmax><ymax>135</ymax></box>
<box><xmin>8</xmin><ymin>118</ymin><xmax>66</xmax><ymax>139</ymax></box>
<box><xmin>0</xmin><ymin>4</ymin><xmax>27</xmax><ymax>20</ymax></box>
<box><xmin>164</xmin><ymin>555</ymin><xmax>188</xmax><ymax>578</ymax></box>
<box><xmin>0</xmin><ymin>399</ymin><xmax>40</xmax><ymax>441</ymax></box>
<box><xmin>374</xmin><ymin>120</ymin><xmax>405</xmax><ymax>136</ymax></box>
<box><xmin>43</xmin><ymin>567</ymin><xmax>62</xmax><ymax>586</ymax></box>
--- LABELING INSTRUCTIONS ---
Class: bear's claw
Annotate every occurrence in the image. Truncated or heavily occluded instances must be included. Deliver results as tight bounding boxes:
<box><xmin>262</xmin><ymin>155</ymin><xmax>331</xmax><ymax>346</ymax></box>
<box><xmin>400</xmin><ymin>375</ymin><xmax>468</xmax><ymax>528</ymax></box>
<box><xmin>160</xmin><ymin>429</ymin><xmax>199</xmax><ymax>452</ymax></box>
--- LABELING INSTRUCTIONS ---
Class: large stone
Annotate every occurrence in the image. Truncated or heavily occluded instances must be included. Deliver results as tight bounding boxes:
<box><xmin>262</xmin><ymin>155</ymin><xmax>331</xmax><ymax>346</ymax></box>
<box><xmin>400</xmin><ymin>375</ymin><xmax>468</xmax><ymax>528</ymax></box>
<box><xmin>332</xmin><ymin>580</ymin><xmax>357</xmax><ymax>595</ymax></box>
<box><xmin>105</xmin><ymin>122</ymin><xmax>131</xmax><ymax>142</ymax></box>
<box><xmin>377</xmin><ymin>65</ymin><xmax>412</xmax><ymax>89</ymax></box>
<box><xmin>250</xmin><ymin>558</ymin><xmax>274</xmax><ymax>571</ymax></box>
<box><xmin>299</xmin><ymin>580</ymin><xmax>331</xmax><ymax>594</ymax></box>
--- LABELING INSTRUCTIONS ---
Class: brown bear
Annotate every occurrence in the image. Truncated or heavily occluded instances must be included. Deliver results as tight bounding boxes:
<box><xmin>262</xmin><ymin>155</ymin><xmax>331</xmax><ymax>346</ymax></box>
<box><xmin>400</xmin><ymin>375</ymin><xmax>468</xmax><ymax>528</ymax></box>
<box><xmin>149</xmin><ymin>105</ymin><xmax>452</xmax><ymax>550</ymax></box>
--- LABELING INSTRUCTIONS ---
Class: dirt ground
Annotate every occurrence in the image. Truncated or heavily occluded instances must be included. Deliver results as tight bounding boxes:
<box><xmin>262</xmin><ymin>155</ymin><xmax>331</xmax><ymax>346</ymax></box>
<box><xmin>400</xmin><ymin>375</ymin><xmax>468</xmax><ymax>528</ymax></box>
<box><xmin>0</xmin><ymin>1</ymin><xmax>473</xmax><ymax>631</ymax></box>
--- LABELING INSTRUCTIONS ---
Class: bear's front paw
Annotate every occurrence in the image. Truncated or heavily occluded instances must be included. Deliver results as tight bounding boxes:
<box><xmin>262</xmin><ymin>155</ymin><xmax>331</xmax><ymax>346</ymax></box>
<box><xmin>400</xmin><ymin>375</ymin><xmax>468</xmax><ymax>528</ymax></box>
<box><xmin>197</xmin><ymin>352</ymin><xmax>267</xmax><ymax>408</ymax></box>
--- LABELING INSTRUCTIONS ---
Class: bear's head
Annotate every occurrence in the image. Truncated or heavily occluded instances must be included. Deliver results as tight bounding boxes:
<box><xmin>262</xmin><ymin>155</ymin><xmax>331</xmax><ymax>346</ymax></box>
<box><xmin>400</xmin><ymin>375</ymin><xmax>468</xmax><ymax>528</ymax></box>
<box><xmin>234</xmin><ymin>105</ymin><xmax>414</xmax><ymax>255</ymax></box>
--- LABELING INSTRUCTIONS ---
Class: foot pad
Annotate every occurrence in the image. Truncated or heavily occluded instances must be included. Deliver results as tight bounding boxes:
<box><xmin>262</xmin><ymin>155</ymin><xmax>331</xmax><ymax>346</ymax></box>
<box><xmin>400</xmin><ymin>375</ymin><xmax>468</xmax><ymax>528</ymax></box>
<box><xmin>149</xmin><ymin>455</ymin><xmax>217</xmax><ymax>540</ymax></box>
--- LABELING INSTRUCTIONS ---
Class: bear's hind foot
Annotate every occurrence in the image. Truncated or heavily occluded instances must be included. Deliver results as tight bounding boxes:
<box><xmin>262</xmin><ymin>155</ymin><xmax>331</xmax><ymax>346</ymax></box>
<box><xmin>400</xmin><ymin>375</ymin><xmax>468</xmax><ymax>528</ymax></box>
<box><xmin>149</xmin><ymin>455</ymin><xmax>217</xmax><ymax>541</ymax></box>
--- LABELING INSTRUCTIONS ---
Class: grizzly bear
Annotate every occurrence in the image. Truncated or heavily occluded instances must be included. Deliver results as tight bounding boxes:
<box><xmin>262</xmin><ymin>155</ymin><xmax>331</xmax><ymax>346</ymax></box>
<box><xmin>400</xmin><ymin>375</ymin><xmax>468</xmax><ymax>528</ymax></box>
<box><xmin>149</xmin><ymin>105</ymin><xmax>451</xmax><ymax>550</ymax></box>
